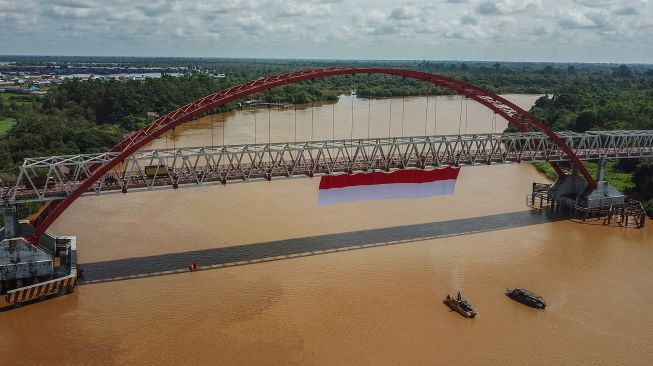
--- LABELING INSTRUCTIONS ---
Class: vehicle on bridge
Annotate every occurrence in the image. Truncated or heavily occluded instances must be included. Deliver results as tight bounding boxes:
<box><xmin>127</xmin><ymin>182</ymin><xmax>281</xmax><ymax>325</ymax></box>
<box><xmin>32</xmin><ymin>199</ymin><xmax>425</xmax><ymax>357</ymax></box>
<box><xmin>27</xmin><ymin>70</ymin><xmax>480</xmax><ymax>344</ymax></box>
<box><xmin>144</xmin><ymin>164</ymin><xmax>169</xmax><ymax>178</ymax></box>
<box><xmin>22</xmin><ymin>175</ymin><xmax>56</xmax><ymax>189</ymax></box>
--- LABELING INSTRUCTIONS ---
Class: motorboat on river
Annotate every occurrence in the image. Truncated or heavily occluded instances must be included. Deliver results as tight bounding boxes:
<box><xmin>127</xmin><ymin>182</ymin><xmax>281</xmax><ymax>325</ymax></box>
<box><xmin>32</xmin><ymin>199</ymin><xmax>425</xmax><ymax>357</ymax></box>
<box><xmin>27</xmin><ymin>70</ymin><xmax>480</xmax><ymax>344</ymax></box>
<box><xmin>505</xmin><ymin>288</ymin><xmax>546</xmax><ymax>309</ymax></box>
<box><xmin>443</xmin><ymin>292</ymin><xmax>477</xmax><ymax>318</ymax></box>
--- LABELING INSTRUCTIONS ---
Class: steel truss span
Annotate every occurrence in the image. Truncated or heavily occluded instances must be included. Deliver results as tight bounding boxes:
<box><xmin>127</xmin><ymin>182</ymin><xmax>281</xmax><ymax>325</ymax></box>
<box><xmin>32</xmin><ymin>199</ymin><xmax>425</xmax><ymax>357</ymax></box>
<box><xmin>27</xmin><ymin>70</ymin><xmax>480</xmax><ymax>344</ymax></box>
<box><xmin>13</xmin><ymin>67</ymin><xmax>607</xmax><ymax>242</ymax></box>
<box><xmin>4</xmin><ymin>130</ymin><xmax>652</xmax><ymax>205</ymax></box>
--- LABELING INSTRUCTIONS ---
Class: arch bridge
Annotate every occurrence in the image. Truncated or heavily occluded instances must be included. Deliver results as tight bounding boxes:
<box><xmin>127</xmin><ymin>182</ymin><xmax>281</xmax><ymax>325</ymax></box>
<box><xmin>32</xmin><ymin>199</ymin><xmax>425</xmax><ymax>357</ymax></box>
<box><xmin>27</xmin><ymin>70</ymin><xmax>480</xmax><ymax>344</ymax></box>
<box><xmin>0</xmin><ymin>67</ymin><xmax>651</xmax><ymax>244</ymax></box>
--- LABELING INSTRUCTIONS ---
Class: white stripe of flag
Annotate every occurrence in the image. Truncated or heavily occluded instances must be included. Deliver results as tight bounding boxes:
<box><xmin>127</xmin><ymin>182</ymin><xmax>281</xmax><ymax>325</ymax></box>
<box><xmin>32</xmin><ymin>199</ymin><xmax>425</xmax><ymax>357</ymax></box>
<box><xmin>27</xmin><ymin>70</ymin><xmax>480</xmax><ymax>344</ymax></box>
<box><xmin>317</xmin><ymin>167</ymin><xmax>460</xmax><ymax>206</ymax></box>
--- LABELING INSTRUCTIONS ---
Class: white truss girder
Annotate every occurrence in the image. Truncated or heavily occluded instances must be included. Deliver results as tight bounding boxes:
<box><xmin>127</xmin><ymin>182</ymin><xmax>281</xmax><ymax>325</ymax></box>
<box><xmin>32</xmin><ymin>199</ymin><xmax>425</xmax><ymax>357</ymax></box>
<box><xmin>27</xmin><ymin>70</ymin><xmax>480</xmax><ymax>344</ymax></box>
<box><xmin>2</xmin><ymin>130</ymin><xmax>652</xmax><ymax>204</ymax></box>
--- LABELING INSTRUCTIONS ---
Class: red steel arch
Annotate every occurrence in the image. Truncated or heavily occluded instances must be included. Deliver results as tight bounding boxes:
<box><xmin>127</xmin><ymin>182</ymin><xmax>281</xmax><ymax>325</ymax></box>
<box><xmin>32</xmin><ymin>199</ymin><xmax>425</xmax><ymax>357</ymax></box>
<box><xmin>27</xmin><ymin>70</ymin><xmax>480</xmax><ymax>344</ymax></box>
<box><xmin>26</xmin><ymin>67</ymin><xmax>596</xmax><ymax>243</ymax></box>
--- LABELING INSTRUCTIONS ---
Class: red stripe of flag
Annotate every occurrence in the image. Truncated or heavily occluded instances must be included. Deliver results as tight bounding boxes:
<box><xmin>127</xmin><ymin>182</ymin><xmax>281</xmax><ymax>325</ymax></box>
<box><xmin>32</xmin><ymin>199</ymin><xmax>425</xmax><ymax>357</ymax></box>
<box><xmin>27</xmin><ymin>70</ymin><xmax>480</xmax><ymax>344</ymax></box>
<box><xmin>319</xmin><ymin>167</ymin><xmax>460</xmax><ymax>190</ymax></box>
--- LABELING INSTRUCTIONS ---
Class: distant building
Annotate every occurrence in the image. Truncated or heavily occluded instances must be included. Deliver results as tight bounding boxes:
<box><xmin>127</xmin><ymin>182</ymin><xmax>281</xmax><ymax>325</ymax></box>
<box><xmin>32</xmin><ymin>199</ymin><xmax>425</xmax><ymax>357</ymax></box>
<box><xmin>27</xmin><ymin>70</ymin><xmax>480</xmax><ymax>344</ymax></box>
<box><xmin>1</xmin><ymin>87</ymin><xmax>29</xmax><ymax>94</ymax></box>
<box><xmin>146</xmin><ymin>112</ymin><xmax>160</xmax><ymax>119</ymax></box>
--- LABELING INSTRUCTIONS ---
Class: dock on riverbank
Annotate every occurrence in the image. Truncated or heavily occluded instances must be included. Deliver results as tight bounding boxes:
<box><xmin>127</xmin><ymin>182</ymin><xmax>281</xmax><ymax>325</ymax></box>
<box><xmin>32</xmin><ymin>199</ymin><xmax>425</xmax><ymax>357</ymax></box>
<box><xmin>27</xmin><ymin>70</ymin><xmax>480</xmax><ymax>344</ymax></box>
<box><xmin>528</xmin><ymin>182</ymin><xmax>647</xmax><ymax>228</ymax></box>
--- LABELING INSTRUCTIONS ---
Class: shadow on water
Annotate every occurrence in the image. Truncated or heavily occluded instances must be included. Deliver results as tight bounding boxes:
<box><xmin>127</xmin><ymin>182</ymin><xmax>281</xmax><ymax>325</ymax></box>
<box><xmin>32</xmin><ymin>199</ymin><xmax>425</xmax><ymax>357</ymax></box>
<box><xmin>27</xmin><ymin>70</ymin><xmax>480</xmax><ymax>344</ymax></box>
<box><xmin>80</xmin><ymin>209</ymin><xmax>568</xmax><ymax>285</ymax></box>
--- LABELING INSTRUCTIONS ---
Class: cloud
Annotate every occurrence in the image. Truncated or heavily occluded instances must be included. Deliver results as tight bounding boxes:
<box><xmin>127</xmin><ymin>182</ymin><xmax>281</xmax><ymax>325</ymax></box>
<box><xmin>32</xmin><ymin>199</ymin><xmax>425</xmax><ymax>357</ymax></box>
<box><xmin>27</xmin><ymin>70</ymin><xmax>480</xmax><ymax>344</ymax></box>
<box><xmin>49</xmin><ymin>0</ymin><xmax>93</xmax><ymax>8</ymax></box>
<box><xmin>557</xmin><ymin>8</ymin><xmax>613</xmax><ymax>32</ymax></box>
<box><xmin>0</xmin><ymin>0</ymin><xmax>650</xmax><ymax>62</ymax></box>
<box><xmin>389</xmin><ymin>6</ymin><xmax>421</xmax><ymax>20</ymax></box>
<box><xmin>475</xmin><ymin>0</ymin><xmax>541</xmax><ymax>15</ymax></box>
<box><xmin>460</xmin><ymin>15</ymin><xmax>479</xmax><ymax>25</ymax></box>
<box><xmin>137</xmin><ymin>2</ymin><xmax>175</xmax><ymax>17</ymax></box>
<box><xmin>572</xmin><ymin>0</ymin><xmax>615</xmax><ymax>7</ymax></box>
<box><xmin>476</xmin><ymin>2</ymin><xmax>501</xmax><ymax>15</ymax></box>
<box><xmin>614</xmin><ymin>6</ymin><xmax>639</xmax><ymax>16</ymax></box>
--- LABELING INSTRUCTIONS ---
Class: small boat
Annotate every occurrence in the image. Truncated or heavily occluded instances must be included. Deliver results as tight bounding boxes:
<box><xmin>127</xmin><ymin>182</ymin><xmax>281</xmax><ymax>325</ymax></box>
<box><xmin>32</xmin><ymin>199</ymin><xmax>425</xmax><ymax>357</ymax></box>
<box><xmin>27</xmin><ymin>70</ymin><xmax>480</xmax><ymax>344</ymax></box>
<box><xmin>505</xmin><ymin>288</ymin><xmax>546</xmax><ymax>309</ymax></box>
<box><xmin>443</xmin><ymin>292</ymin><xmax>477</xmax><ymax>318</ymax></box>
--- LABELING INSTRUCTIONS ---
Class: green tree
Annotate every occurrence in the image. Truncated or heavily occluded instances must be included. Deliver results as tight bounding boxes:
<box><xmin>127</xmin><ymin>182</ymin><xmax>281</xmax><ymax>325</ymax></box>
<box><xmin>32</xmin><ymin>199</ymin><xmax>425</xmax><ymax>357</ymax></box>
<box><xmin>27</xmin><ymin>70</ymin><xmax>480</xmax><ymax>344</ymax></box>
<box><xmin>613</xmin><ymin>64</ymin><xmax>632</xmax><ymax>78</ymax></box>
<box><xmin>574</xmin><ymin>110</ymin><xmax>598</xmax><ymax>132</ymax></box>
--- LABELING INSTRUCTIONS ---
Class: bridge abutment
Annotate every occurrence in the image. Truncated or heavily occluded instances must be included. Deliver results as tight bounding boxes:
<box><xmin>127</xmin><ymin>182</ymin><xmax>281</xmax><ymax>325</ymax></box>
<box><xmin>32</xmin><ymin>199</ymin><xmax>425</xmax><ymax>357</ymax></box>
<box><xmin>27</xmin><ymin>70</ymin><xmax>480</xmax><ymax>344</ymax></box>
<box><xmin>532</xmin><ymin>158</ymin><xmax>645</xmax><ymax>228</ymax></box>
<box><xmin>548</xmin><ymin>158</ymin><xmax>625</xmax><ymax>208</ymax></box>
<box><xmin>548</xmin><ymin>176</ymin><xmax>626</xmax><ymax>208</ymax></box>
<box><xmin>1</xmin><ymin>222</ymin><xmax>78</xmax><ymax>309</ymax></box>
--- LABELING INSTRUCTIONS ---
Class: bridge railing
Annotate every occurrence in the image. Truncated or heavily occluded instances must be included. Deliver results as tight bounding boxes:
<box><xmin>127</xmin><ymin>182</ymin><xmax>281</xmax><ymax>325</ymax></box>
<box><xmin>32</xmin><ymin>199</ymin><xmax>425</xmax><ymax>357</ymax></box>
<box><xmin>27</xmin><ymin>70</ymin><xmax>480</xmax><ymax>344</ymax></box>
<box><xmin>2</xmin><ymin>130</ymin><xmax>652</xmax><ymax>204</ymax></box>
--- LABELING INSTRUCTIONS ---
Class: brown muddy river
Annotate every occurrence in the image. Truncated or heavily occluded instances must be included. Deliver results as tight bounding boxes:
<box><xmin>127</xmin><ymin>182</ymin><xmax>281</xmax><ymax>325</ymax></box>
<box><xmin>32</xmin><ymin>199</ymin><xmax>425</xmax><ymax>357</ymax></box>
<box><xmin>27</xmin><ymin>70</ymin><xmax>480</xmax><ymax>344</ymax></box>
<box><xmin>1</xmin><ymin>95</ymin><xmax>652</xmax><ymax>365</ymax></box>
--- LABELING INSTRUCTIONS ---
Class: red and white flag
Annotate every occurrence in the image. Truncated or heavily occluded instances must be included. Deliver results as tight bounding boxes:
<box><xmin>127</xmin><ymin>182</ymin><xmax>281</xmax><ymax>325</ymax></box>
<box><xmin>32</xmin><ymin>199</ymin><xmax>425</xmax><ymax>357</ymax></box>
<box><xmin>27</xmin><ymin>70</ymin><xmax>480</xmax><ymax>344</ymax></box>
<box><xmin>317</xmin><ymin>167</ymin><xmax>460</xmax><ymax>206</ymax></box>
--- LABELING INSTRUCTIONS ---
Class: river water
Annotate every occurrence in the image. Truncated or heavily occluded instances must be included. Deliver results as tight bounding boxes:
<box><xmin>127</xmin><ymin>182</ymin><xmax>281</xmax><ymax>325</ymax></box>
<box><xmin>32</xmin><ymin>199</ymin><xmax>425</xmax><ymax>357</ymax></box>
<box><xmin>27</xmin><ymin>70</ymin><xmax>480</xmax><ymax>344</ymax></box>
<box><xmin>2</xmin><ymin>95</ymin><xmax>652</xmax><ymax>365</ymax></box>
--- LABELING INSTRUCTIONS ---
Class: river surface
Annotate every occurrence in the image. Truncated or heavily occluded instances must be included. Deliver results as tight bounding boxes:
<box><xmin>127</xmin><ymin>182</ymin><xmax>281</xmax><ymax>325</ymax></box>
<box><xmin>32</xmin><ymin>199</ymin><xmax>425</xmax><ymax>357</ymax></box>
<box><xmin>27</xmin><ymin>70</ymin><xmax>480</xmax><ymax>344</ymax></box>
<box><xmin>2</xmin><ymin>95</ymin><xmax>652</xmax><ymax>365</ymax></box>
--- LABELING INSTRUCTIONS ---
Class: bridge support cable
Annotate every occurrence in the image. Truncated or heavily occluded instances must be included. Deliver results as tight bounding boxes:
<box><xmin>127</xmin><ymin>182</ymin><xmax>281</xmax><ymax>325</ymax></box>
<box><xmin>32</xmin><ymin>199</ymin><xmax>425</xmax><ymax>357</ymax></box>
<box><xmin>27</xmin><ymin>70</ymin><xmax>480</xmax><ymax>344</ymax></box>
<box><xmin>401</xmin><ymin>96</ymin><xmax>405</xmax><ymax>138</ymax></box>
<box><xmin>210</xmin><ymin>114</ymin><xmax>214</xmax><ymax>146</ymax></box>
<box><xmin>424</xmin><ymin>95</ymin><xmax>429</xmax><ymax>136</ymax></box>
<box><xmin>254</xmin><ymin>108</ymin><xmax>258</xmax><ymax>145</ymax></box>
<box><xmin>464</xmin><ymin>98</ymin><xmax>469</xmax><ymax>135</ymax></box>
<box><xmin>311</xmin><ymin>102</ymin><xmax>315</xmax><ymax>141</ymax></box>
<box><xmin>388</xmin><ymin>96</ymin><xmax>392</xmax><ymax>138</ymax></box>
<box><xmin>367</xmin><ymin>98</ymin><xmax>371</xmax><ymax>139</ymax></box>
<box><xmin>434</xmin><ymin>95</ymin><xmax>437</xmax><ymax>136</ymax></box>
<box><xmin>332</xmin><ymin>103</ymin><xmax>335</xmax><ymax>140</ymax></box>
<box><xmin>18</xmin><ymin>67</ymin><xmax>607</xmax><ymax>244</ymax></box>
<box><xmin>458</xmin><ymin>96</ymin><xmax>464</xmax><ymax>136</ymax></box>
<box><xmin>350</xmin><ymin>82</ymin><xmax>355</xmax><ymax>158</ymax></box>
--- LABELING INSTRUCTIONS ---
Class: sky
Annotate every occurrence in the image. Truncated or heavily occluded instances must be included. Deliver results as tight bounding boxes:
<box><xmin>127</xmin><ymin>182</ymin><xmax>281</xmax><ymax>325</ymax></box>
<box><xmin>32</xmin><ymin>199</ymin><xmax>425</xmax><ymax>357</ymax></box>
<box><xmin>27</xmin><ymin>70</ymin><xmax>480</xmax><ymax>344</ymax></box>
<box><xmin>0</xmin><ymin>0</ymin><xmax>652</xmax><ymax>63</ymax></box>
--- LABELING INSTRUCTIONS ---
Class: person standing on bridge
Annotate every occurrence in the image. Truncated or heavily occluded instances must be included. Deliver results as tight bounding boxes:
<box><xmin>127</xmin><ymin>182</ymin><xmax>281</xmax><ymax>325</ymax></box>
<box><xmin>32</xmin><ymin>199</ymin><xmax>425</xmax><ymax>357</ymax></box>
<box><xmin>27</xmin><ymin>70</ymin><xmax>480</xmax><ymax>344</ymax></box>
<box><xmin>188</xmin><ymin>261</ymin><xmax>199</xmax><ymax>271</ymax></box>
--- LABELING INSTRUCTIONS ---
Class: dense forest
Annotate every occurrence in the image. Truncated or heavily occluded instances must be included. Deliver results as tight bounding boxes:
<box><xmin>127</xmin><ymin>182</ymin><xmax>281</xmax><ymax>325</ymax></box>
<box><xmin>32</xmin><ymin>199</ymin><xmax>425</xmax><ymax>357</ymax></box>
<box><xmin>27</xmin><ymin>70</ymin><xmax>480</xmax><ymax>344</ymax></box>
<box><xmin>1</xmin><ymin>58</ymin><xmax>652</xmax><ymax>216</ymax></box>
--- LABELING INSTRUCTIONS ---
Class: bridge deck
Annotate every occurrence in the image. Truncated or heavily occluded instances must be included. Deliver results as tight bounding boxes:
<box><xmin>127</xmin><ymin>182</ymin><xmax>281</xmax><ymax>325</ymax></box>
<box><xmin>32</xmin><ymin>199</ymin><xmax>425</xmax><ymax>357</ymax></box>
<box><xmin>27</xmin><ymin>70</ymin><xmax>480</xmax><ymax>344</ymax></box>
<box><xmin>2</xmin><ymin>130</ymin><xmax>652</xmax><ymax>204</ymax></box>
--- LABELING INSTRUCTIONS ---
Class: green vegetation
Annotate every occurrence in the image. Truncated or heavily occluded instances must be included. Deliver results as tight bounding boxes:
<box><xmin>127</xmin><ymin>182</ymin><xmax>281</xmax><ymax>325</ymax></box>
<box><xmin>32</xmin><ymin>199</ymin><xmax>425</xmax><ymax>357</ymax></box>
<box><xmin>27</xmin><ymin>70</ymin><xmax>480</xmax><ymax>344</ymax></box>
<box><xmin>533</xmin><ymin>161</ymin><xmax>635</xmax><ymax>192</ymax></box>
<box><xmin>0</xmin><ymin>117</ymin><xmax>16</xmax><ymax>136</ymax></box>
<box><xmin>1</xmin><ymin>93</ymin><xmax>34</xmax><ymax>106</ymax></box>
<box><xmin>532</xmin><ymin>162</ymin><xmax>558</xmax><ymax>181</ymax></box>
<box><xmin>528</xmin><ymin>89</ymin><xmax>653</xmax><ymax>132</ymax></box>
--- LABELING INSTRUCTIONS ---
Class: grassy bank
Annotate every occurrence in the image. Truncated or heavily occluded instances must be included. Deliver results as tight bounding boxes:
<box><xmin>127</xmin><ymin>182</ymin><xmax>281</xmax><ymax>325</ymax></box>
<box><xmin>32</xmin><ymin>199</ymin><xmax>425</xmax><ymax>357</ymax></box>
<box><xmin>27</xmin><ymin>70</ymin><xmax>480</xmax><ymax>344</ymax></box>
<box><xmin>532</xmin><ymin>161</ymin><xmax>634</xmax><ymax>192</ymax></box>
<box><xmin>0</xmin><ymin>117</ymin><xmax>16</xmax><ymax>136</ymax></box>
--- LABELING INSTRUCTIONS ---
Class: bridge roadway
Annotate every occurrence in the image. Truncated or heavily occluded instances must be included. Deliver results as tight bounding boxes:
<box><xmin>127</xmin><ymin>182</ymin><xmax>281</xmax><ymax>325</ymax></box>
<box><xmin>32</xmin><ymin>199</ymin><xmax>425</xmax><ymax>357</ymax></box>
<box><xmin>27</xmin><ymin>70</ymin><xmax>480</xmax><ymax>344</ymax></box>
<box><xmin>2</xmin><ymin>129</ymin><xmax>652</xmax><ymax>204</ymax></box>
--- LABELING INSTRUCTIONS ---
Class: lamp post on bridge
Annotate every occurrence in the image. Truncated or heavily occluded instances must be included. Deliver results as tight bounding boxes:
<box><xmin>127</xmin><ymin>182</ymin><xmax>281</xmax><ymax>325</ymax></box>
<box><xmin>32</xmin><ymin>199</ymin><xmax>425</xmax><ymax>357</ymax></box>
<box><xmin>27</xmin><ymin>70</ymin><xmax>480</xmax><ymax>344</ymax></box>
<box><xmin>1</xmin><ymin>204</ymin><xmax>19</xmax><ymax>239</ymax></box>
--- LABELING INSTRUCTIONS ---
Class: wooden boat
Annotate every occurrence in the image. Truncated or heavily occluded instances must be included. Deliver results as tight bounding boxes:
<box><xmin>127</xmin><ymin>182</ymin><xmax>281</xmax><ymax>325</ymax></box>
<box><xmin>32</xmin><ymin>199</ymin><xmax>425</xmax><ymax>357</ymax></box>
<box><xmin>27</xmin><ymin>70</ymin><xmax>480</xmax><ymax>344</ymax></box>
<box><xmin>505</xmin><ymin>288</ymin><xmax>546</xmax><ymax>309</ymax></box>
<box><xmin>443</xmin><ymin>292</ymin><xmax>477</xmax><ymax>318</ymax></box>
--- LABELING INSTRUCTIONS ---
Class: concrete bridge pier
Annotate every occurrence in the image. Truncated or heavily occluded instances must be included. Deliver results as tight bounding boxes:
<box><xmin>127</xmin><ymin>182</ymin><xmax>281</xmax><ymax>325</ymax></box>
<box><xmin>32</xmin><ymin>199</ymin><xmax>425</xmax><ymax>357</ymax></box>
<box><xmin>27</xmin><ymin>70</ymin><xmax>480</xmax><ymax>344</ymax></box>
<box><xmin>548</xmin><ymin>158</ymin><xmax>625</xmax><ymax>209</ymax></box>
